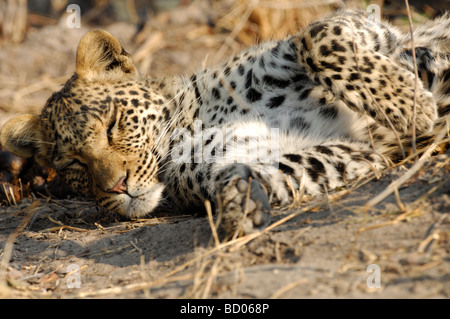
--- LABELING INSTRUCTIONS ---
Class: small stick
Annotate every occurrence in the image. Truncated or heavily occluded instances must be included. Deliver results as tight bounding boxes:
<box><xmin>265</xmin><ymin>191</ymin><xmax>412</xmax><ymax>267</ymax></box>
<box><xmin>393</xmin><ymin>187</ymin><xmax>406</xmax><ymax>212</ymax></box>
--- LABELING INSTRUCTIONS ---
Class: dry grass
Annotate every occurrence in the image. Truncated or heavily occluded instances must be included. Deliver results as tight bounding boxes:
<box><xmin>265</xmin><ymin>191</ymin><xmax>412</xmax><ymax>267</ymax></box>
<box><xmin>0</xmin><ymin>0</ymin><xmax>341</xmax><ymax>121</ymax></box>
<box><xmin>1</xmin><ymin>0</ymin><xmax>449</xmax><ymax>299</ymax></box>
<box><xmin>0</xmin><ymin>0</ymin><xmax>27</xmax><ymax>44</ymax></box>
<box><xmin>73</xmin><ymin>141</ymin><xmax>448</xmax><ymax>298</ymax></box>
<box><xmin>1</xmin><ymin>138</ymin><xmax>448</xmax><ymax>298</ymax></box>
<box><xmin>65</xmin><ymin>145</ymin><xmax>447</xmax><ymax>299</ymax></box>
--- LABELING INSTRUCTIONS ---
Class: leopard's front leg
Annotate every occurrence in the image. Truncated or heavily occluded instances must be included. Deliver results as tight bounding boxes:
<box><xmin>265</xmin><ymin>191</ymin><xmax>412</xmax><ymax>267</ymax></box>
<box><xmin>214</xmin><ymin>164</ymin><xmax>271</xmax><ymax>236</ymax></box>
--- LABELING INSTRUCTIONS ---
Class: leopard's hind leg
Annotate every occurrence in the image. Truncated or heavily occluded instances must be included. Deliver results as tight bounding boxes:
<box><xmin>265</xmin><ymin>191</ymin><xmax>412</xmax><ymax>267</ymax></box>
<box><xmin>294</xmin><ymin>11</ymin><xmax>437</xmax><ymax>135</ymax></box>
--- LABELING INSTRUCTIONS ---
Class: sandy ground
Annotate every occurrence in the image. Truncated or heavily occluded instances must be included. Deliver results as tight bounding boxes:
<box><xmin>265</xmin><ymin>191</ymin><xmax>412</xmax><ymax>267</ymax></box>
<box><xmin>0</xmin><ymin>149</ymin><xmax>449</xmax><ymax>298</ymax></box>
<box><xmin>0</xmin><ymin>1</ymin><xmax>449</xmax><ymax>299</ymax></box>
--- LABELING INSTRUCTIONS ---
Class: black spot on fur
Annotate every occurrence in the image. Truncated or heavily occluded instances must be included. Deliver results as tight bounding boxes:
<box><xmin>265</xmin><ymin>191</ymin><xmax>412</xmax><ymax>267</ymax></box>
<box><xmin>283</xmin><ymin>53</ymin><xmax>296</xmax><ymax>62</ymax></box>
<box><xmin>267</xmin><ymin>95</ymin><xmax>286</xmax><ymax>109</ymax></box>
<box><xmin>131</xmin><ymin>99</ymin><xmax>139</xmax><ymax>107</ymax></box>
<box><xmin>306</xmin><ymin>57</ymin><xmax>321</xmax><ymax>72</ymax></box>
<box><xmin>319</xmin><ymin>107</ymin><xmax>338</xmax><ymax>119</ymax></box>
<box><xmin>332</xmin><ymin>26</ymin><xmax>342</xmax><ymax>35</ymax></box>
<box><xmin>299</xmin><ymin>88</ymin><xmax>312</xmax><ymax>100</ymax></box>
<box><xmin>290</xmin><ymin>117</ymin><xmax>310</xmax><ymax>131</ymax></box>
<box><xmin>314</xmin><ymin>145</ymin><xmax>334</xmax><ymax>156</ymax></box>
<box><xmin>212</xmin><ymin>87</ymin><xmax>221</xmax><ymax>100</ymax></box>
<box><xmin>279</xmin><ymin>163</ymin><xmax>295</xmax><ymax>175</ymax></box>
<box><xmin>191</xmin><ymin>74</ymin><xmax>203</xmax><ymax>105</ymax></box>
<box><xmin>284</xmin><ymin>153</ymin><xmax>302</xmax><ymax>164</ymax></box>
<box><xmin>320</xmin><ymin>45</ymin><xmax>331</xmax><ymax>56</ymax></box>
<box><xmin>246</xmin><ymin>88</ymin><xmax>262</xmax><ymax>102</ymax></box>
<box><xmin>263</xmin><ymin>75</ymin><xmax>290</xmax><ymax>88</ymax></box>
<box><xmin>238</xmin><ymin>64</ymin><xmax>245</xmax><ymax>76</ymax></box>
<box><xmin>306</xmin><ymin>157</ymin><xmax>326</xmax><ymax>182</ymax></box>
<box><xmin>331</xmin><ymin>40</ymin><xmax>346</xmax><ymax>52</ymax></box>
<box><xmin>245</xmin><ymin>69</ymin><xmax>253</xmax><ymax>89</ymax></box>
<box><xmin>320</xmin><ymin>61</ymin><xmax>342</xmax><ymax>72</ymax></box>
<box><xmin>349</xmin><ymin>73</ymin><xmax>359</xmax><ymax>81</ymax></box>
<box><xmin>309</xmin><ymin>23</ymin><xmax>325</xmax><ymax>38</ymax></box>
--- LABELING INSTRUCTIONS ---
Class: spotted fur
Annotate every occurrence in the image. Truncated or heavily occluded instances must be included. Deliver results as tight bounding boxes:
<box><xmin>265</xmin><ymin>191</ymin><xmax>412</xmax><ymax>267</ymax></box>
<box><xmin>1</xmin><ymin>10</ymin><xmax>449</xmax><ymax>235</ymax></box>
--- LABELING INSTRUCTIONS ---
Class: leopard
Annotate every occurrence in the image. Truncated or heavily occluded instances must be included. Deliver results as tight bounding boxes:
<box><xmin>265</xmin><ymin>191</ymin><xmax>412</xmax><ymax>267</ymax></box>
<box><xmin>1</xmin><ymin>9</ymin><xmax>449</xmax><ymax>237</ymax></box>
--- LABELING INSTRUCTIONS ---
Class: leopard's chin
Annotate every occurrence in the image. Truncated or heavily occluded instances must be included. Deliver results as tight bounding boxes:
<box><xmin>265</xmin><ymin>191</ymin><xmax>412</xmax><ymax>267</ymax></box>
<box><xmin>98</xmin><ymin>183</ymin><xmax>165</xmax><ymax>218</ymax></box>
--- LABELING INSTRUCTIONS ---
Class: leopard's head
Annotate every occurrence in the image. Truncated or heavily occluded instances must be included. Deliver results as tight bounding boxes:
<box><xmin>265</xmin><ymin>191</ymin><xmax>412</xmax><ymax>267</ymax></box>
<box><xmin>0</xmin><ymin>30</ymin><xmax>171</xmax><ymax>217</ymax></box>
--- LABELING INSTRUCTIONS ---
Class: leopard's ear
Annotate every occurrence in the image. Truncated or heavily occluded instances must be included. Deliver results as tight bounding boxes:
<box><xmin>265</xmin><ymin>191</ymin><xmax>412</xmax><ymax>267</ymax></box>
<box><xmin>76</xmin><ymin>30</ymin><xmax>137</xmax><ymax>81</ymax></box>
<box><xmin>0</xmin><ymin>114</ymin><xmax>44</xmax><ymax>159</ymax></box>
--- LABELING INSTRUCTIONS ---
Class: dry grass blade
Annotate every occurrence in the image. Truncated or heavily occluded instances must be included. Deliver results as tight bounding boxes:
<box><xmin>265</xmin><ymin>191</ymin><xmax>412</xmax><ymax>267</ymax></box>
<box><xmin>0</xmin><ymin>0</ymin><xmax>27</xmax><ymax>44</ymax></box>
<box><xmin>8</xmin><ymin>186</ymin><xmax>17</xmax><ymax>206</ymax></box>
<box><xmin>133</xmin><ymin>31</ymin><xmax>165</xmax><ymax>73</ymax></box>
<box><xmin>0</xmin><ymin>200</ymin><xmax>41</xmax><ymax>296</ymax></box>
<box><xmin>38</xmin><ymin>225</ymin><xmax>89</xmax><ymax>233</ymax></box>
<box><xmin>270</xmin><ymin>278</ymin><xmax>308</xmax><ymax>299</ymax></box>
<box><xmin>393</xmin><ymin>187</ymin><xmax>406</xmax><ymax>212</ymax></box>
<box><xmin>193</xmin><ymin>258</ymin><xmax>223</xmax><ymax>299</ymax></box>
<box><xmin>1</xmin><ymin>183</ymin><xmax>12</xmax><ymax>206</ymax></box>
<box><xmin>214</xmin><ymin>1</ymin><xmax>255</xmax><ymax>63</ymax></box>
<box><xmin>216</xmin><ymin>0</ymin><xmax>339</xmax><ymax>45</ymax></box>
<box><xmin>358</xmin><ymin>205</ymin><xmax>425</xmax><ymax>233</ymax></box>
<box><xmin>417</xmin><ymin>231</ymin><xmax>440</xmax><ymax>254</ymax></box>
<box><xmin>363</xmin><ymin>144</ymin><xmax>434</xmax><ymax>212</ymax></box>
<box><xmin>205</xmin><ymin>200</ymin><xmax>220</xmax><ymax>247</ymax></box>
<box><xmin>202</xmin><ymin>260</ymin><xmax>219</xmax><ymax>299</ymax></box>
<box><xmin>417</xmin><ymin>213</ymin><xmax>448</xmax><ymax>254</ymax></box>
<box><xmin>364</xmin><ymin>121</ymin><xmax>449</xmax><ymax>211</ymax></box>
<box><xmin>404</xmin><ymin>0</ymin><xmax>419</xmax><ymax>160</ymax></box>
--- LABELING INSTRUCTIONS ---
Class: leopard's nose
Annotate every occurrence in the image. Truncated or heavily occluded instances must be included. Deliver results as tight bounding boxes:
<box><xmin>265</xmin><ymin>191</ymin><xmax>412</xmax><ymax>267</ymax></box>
<box><xmin>106</xmin><ymin>175</ymin><xmax>128</xmax><ymax>194</ymax></box>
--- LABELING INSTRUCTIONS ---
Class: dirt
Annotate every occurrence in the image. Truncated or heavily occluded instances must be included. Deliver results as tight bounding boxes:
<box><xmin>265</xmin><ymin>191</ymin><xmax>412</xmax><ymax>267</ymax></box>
<box><xmin>0</xmin><ymin>1</ymin><xmax>449</xmax><ymax>299</ymax></box>
<box><xmin>0</xmin><ymin>150</ymin><xmax>449</xmax><ymax>298</ymax></box>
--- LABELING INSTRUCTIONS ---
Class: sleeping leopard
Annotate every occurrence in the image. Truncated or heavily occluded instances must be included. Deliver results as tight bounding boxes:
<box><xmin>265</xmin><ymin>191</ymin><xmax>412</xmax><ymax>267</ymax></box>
<box><xmin>1</xmin><ymin>9</ymin><xmax>449</xmax><ymax>236</ymax></box>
